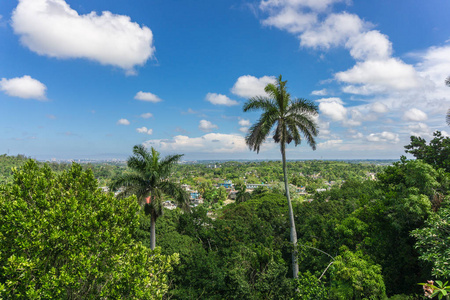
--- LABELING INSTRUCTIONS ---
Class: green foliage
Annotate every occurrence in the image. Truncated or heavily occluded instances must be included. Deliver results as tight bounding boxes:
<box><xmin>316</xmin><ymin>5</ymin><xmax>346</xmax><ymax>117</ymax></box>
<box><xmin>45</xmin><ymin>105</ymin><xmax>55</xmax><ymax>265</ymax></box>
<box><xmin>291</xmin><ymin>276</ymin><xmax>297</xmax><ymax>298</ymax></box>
<box><xmin>412</xmin><ymin>207</ymin><xmax>450</xmax><ymax>279</ymax></box>
<box><xmin>419</xmin><ymin>280</ymin><xmax>450</xmax><ymax>300</ymax></box>
<box><xmin>109</xmin><ymin>145</ymin><xmax>189</xmax><ymax>249</ymax></box>
<box><xmin>330</xmin><ymin>248</ymin><xmax>386</xmax><ymax>300</ymax></box>
<box><xmin>0</xmin><ymin>160</ymin><xmax>177</xmax><ymax>299</ymax></box>
<box><xmin>294</xmin><ymin>271</ymin><xmax>329</xmax><ymax>299</ymax></box>
<box><xmin>405</xmin><ymin>131</ymin><xmax>450</xmax><ymax>172</ymax></box>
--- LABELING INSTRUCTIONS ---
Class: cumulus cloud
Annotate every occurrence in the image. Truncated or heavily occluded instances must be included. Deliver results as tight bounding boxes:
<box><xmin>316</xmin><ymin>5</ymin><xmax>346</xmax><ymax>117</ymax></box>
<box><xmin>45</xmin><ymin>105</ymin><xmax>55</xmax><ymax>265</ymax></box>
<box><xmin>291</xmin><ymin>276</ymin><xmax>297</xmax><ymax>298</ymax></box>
<box><xmin>238</xmin><ymin>119</ymin><xmax>251</xmax><ymax>126</ymax></box>
<box><xmin>416</xmin><ymin>45</ymin><xmax>450</xmax><ymax>85</ymax></box>
<box><xmin>117</xmin><ymin>118</ymin><xmax>130</xmax><ymax>125</ymax></box>
<box><xmin>205</xmin><ymin>93</ymin><xmax>239</xmax><ymax>106</ymax></box>
<box><xmin>143</xmin><ymin>133</ymin><xmax>248</xmax><ymax>153</ymax></box>
<box><xmin>262</xmin><ymin>7</ymin><xmax>317</xmax><ymax>34</ymax></box>
<box><xmin>311</xmin><ymin>88</ymin><xmax>327</xmax><ymax>96</ymax></box>
<box><xmin>239</xmin><ymin>127</ymin><xmax>249</xmax><ymax>133</ymax></box>
<box><xmin>0</xmin><ymin>75</ymin><xmax>47</xmax><ymax>100</ymax></box>
<box><xmin>408</xmin><ymin>122</ymin><xmax>433</xmax><ymax>139</ymax></box>
<box><xmin>367</xmin><ymin>131</ymin><xmax>399</xmax><ymax>143</ymax></box>
<box><xmin>370</xmin><ymin>102</ymin><xmax>389</xmax><ymax>113</ymax></box>
<box><xmin>134</xmin><ymin>91</ymin><xmax>162</xmax><ymax>103</ymax></box>
<box><xmin>12</xmin><ymin>0</ymin><xmax>154</xmax><ymax>73</ymax></box>
<box><xmin>347</xmin><ymin>30</ymin><xmax>392</xmax><ymax>60</ymax></box>
<box><xmin>403</xmin><ymin>108</ymin><xmax>428</xmax><ymax>122</ymax></box>
<box><xmin>317</xmin><ymin>97</ymin><xmax>347</xmax><ymax>121</ymax></box>
<box><xmin>336</xmin><ymin>58</ymin><xmax>422</xmax><ymax>94</ymax></box>
<box><xmin>231</xmin><ymin>75</ymin><xmax>277</xmax><ymax>98</ymax></box>
<box><xmin>136</xmin><ymin>127</ymin><xmax>153</xmax><ymax>135</ymax></box>
<box><xmin>300</xmin><ymin>12</ymin><xmax>365</xmax><ymax>49</ymax></box>
<box><xmin>140</xmin><ymin>112</ymin><xmax>153</xmax><ymax>118</ymax></box>
<box><xmin>199</xmin><ymin>120</ymin><xmax>218</xmax><ymax>132</ymax></box>
<box><xmin>350</xmin><ymin>131</ymin><xmax>364</xmax><ymax>139</ymax></box>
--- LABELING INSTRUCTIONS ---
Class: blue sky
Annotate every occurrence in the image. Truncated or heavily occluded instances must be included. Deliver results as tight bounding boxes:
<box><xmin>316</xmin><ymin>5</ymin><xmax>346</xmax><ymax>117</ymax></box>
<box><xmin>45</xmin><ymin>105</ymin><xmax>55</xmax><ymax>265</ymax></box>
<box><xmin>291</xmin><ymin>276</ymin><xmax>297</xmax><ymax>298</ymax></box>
<box><xmin>1</xmin><ymin>0</ymin><xmax>450</xmax><ymax>160</ymax></box>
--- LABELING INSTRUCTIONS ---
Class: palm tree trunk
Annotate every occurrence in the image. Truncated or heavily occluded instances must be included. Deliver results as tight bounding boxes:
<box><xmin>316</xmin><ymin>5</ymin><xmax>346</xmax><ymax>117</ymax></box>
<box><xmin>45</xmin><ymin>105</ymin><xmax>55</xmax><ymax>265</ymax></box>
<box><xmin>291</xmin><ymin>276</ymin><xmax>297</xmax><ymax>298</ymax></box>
<box><xmin>281</xmin><ymin>143</ymin><xmax>299</xmax><ymax>278</ymax></box>
<box><xmin>150</xmin><ymin>210</ymin><xmax>156</xmax><ymax>250</ymax></box>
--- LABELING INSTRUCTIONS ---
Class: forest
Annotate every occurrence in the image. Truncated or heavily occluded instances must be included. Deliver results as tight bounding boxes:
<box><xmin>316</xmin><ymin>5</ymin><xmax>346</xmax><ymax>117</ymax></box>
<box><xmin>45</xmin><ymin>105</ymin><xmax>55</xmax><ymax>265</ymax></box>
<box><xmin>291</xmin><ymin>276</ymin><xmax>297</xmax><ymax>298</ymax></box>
<box><xmin>1</xmin><ymin>131</ymin><xmax>449</xmax><ymax>299</ymax></box>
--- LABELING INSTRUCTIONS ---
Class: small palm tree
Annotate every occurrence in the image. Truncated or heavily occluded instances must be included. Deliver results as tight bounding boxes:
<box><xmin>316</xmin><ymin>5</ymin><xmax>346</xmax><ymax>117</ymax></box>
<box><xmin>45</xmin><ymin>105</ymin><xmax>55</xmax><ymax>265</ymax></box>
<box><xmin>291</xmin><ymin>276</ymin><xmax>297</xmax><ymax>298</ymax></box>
<box><xmin>243</xmin><ymin>75</ymin><xmax>319</xmax><ymax>278</ymax></box>
<box><xmin>235</xmin><ymin>184</ymin><xmax>251</xmax><ymax>203</ymax></box>
<box><xmin>109</xmin><ymin>145</ymin><xmax>189</xmax><ymax>250</ymax></box>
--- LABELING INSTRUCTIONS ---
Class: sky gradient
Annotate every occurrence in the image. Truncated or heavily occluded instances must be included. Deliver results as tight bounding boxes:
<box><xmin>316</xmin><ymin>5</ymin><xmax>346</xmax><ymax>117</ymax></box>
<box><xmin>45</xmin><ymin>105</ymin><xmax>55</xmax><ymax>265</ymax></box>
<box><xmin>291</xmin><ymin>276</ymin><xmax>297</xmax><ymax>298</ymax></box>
<box><xmin>1</xmin><ymin>0</ymin><xmax>450</xmax><ymax>160</ymax></box>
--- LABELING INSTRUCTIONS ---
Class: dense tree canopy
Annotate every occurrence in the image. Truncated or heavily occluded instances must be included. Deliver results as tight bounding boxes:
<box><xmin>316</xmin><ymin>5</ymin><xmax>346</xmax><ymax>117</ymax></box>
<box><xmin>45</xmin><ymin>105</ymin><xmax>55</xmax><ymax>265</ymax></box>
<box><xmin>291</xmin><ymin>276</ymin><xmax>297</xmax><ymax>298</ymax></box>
<box><xmin>0</xmin><ymin>160</ymin><xmax>177</xmax><ymax>299</ymax></box>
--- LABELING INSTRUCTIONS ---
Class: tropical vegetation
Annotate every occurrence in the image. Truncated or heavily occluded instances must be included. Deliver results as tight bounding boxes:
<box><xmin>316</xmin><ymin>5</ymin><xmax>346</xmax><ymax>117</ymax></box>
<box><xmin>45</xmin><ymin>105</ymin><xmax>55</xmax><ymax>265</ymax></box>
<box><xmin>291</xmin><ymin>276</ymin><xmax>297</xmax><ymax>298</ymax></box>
<box><xmin>109</xmin><ymin>145</ymin><xmax>189</xmax><ymax>250</ymax></box>
<box><xmin>243</xmin><ymin>75</ymin><xmax>319</xmax><ymax>278</ymax></box>
<box><xmin>0</xmin><ymin>161</ymin><xmax>177</xmax><ymax>299</ymax></box>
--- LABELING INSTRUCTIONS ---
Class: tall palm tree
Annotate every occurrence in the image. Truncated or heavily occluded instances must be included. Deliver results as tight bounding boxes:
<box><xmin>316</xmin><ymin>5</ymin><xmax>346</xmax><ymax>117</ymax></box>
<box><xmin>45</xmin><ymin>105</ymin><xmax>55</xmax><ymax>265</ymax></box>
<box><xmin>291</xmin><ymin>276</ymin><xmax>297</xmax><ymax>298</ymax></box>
<box><xmin>109</xmin><ymin>145</ymin><xmax>189</xmax><ymax>250</ymax></box>
<box><xmin>243</xmin><ymin>75</ymin><xmax>319</xmax><ymax>278</ymax></box>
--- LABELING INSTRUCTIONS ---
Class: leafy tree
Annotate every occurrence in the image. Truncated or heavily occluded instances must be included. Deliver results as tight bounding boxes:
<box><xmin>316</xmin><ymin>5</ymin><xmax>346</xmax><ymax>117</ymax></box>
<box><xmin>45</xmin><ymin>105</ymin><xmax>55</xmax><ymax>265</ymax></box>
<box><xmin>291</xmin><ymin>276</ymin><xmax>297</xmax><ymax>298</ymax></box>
<box><xmin>411</xmin><ymin>207</ymin><xmax>450</xmax><ymax>280</ymax></box>
<box><xmin>109</xmin><ymin>145</ymin><xmax>189</xmax><ymax>250</ymax></box>
<box><xmin>243</xmin><ymin>75</ymin><xmax>319</xmax><ymax>278</ymax></box>
<box><xmin>404</xmin><ymin>131</ymin><xmax>450</xmax><ymax>172</ymax></box>
<box><xmin>0</xmin><ymin>160</ymin><xmax>177</xmax><ymax>299</ymax></box>
<box><xmin>330</xmin><ymin>247</ymin><xmax>386</xmax><ymax>300</ymax></box>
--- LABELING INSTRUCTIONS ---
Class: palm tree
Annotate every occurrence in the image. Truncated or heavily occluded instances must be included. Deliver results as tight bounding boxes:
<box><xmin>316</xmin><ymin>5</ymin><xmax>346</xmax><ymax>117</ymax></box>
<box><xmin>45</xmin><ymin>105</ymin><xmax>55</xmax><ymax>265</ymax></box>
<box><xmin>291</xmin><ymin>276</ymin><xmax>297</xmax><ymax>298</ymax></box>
<box><xmin>243</xmin><ymin>75</ymin><xmax>319</xmax><ymax>278</ymax></box>
<box><xmin>235</xmin><ymin>184</ymin><xmax>251</xmax><ymax>203</ymax></box>
<box><xmin>109</xmin><ymin>145</ymin><xmax>189</xmax><ymax>250</ymax></box>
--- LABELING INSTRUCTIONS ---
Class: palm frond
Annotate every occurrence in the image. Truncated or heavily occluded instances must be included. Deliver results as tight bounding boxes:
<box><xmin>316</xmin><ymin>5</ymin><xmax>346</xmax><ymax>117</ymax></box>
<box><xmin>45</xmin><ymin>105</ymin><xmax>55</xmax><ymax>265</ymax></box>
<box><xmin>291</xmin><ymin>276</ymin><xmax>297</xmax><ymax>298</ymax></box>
<box><xmin>246</xmin><ymin>109</ymin><xmax>278</xmax><ymax>153</ymax></box>
<box><xmin>159</xmin><ymin>181</ymin><xmax>190</xmax><ymax>211</ymax></box>
<box><xmin>285</xmin><ymin>117</ymin><xmax>302</xmax><ymax>146</ymax></box>
<box><xmin>243</xmin><ymin>97</ymin><xmax>277</xmax><ymax>112</ymax></box>
<box><xmin>243</xmin><ymin>76</ymin><xmax>319</xmax><ymax>153</ymax></box>
<box><xmin>159</xmin><ymin>154</ymin><xmax>184</xmax><ymax>178</ymax></box>
<box><xmin>287</xmin><ymin>98</ymin><xmax>319</xmax><ymax>116</ymax></box>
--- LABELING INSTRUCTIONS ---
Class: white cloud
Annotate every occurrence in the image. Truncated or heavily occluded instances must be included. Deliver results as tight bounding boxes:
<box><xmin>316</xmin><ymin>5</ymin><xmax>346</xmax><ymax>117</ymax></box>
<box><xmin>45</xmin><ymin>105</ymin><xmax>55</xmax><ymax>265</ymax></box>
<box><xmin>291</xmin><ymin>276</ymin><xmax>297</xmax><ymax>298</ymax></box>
<box><xmin>12</xmin><ymin>0</ymin><xmax>154</xmax><ymax>73</ymax></box>
<box><xmin>199</xmin><ymin>120</ymin><xmax>218</xmax><ymax>132</ymax></box>
<box><xmin>262</xmin><ymin>7</ymin><xmax>317</xmax><ymax>34</ymax></box>
<box><xmin>238</xmin><ymin>119</ymin><xmax>251</xmax><ymax>126</ymax></box>
<box><xmin>143</xmin><ymin>133</ymin><xmax>248</xmax><ymax>154</ymax></box>
<box><xmin>205</xmin><ymin>93</ymin><xmax>239</xmax><ymax>106</ymax></box>
<box><xmin>336</xmin><ymin>58</ymin><xmax>422</xmax><ymax>94</ymax></box>
<box><xmin>351</xmin><ymin>132</ymin><xmax>364</xmax><ymax>139</ymax></box>
<box><xmin>416</xmin><ymin>45</ymin><xmax>450</xmax><ymax>85</ymax></box>
<box><xmin>0</xmin><ymin>75</ymin><xmax>47</xmax><ymax>100</ymax></box>
<box><xmin>408</xmin><ymin>122</ymin><xmax>433</xmax><ymax>139</ymax></box>
<box><xmin>370</xmin><ymin>102</ymin><xmax>389</xmax><ymax>113</ymax></box>
<box><xmin>317</xmin><ymin>139</ymin><xmax>343</xmax><ymax>149</ymax></box>
<box><xmin>117</xmin><ymin>118</ymin><xmax>130</xmax><ymax>125</ymax></box>
<box><xmin>239</xmin><ymin>127</ymin><xmax>249</xmax><ymax>133</ymax></box>
<box><xmin>347</xmin><ymin>30</ymin><xmax>392</xmax><ymax>61</ymax></box>
<box><xmin>136</xmin><ymin>127</ymin><xmax>153</xmax><ymax>135</ymax></box>
<box><xmin>134</xmin><ymin>91</ymin><xmax>162</xmax><ymax>103</ymax></box>
<box><xmin>367</xmin><ymin>131</ymin><xmax>399</xmax><ymax>143</ymax></box>
<box><xmin>231</xmin><ymin>75</ymin><xmax>277</xmax><ymax>98</ymax></box>
<box><xmin>140</xmin><ymin>112</ymin><xmax>153</xmax><ymax>119</ymax></box>
<box><xmin>300</xmin><ymin>12</ymin><xmax>365</xmax><ymax>49</ymax></box>
<box><xmin>317</xmin><ymin>97</ymin><xmax>347</xmax><ymax>121</ymax></box>
<box><xmin>311</xmin><ymin>88</ymin><xmax>327</xmax><ymax>96</ymax></box>
<box><xmin>403</xmin><ymin>108</ymin><xmax>428</xmax><ymax>122</ymax></box>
